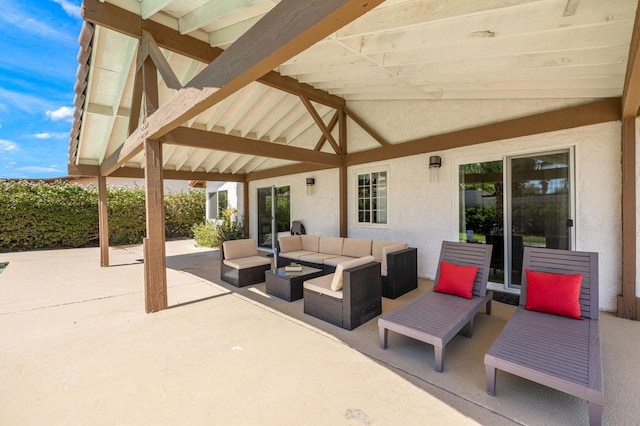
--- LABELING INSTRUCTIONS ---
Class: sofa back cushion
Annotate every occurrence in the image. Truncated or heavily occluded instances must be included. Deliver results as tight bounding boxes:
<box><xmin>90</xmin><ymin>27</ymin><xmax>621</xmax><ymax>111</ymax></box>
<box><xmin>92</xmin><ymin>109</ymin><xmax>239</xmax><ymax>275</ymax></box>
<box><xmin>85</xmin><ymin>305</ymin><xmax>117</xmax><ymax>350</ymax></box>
<box><xmin>372</xmin><ymin>240</ymin><xmax>405</xmax><ymax>262</ymax></box>
<box><xmin>300</xmin><ymin>235</ymin><xmax>320</xmax><ymax>252</ymax></box>
<box><xmin>330</xmin><ymin>255</ymin><xmax>376</xmax><ymax>291</ymax></box>
<box><xmin>319</xmin><ymin>237</ymin><xmax>344</xmax><ymax>255</ymax></box>
<box><xmin>223</xmin><ymin>239</ymin><xmax>258</xmax><ymax>260</ymax></box>
<box><xmin>342</xmin><ymin>238</ymin><xmax>372</xmax><ymax>258</ymax></box>
<box><xmin>278</xmin><ymin>235</ymin><xmax>301</xmax><ymax>253</ymax></box>
<box><xmin>381</xmin><ymin>243</ymin><xmax>408</xmax><ymax>276</ymax></box>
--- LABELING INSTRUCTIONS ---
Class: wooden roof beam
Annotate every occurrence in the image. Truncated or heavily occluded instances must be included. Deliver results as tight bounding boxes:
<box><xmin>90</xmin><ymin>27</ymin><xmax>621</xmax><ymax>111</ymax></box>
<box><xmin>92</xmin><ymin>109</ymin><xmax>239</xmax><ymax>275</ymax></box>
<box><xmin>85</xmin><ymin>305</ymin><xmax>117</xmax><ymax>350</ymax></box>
<box><xmin>163</xmin><ymin>127</ymin><xmax>342</xmax><ymax>167</ymax></box>
<box><xmin>346</xmin><ymin>98</ymin><xmax>622</xmax><ymax>166</ymax></box>
<box><xmin>81</xmin><ymin>0</ymin><xmax>345</xmax><ymax>109</ymax></box>
<box><xmin>622</xmin><ymin>0</ymin><xmax>640</xmax><ymax>117</ymax></box>
<box><xmin>98</xmin><ymin>0</ymin><xmax>379</xmax><ymax>176</ymax></box>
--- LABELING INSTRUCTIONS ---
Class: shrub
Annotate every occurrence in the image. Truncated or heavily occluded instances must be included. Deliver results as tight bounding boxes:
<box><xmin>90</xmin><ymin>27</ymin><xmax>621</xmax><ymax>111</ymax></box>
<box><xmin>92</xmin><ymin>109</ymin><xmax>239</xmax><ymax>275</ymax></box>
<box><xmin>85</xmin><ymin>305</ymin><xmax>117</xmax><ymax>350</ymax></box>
<box><xmin>193</xmin><ymin>208</ymin><xmax>245</xmax><ymax>247</ymax></box>
<box><xmin>107</xmin><ymin>186</ymin><xmax>146</xmax><ymax>245</ymax></box>
<box><xmin>0</xmin><ymin>181</ymin><xmax>98</xmax><ymax>250</ymax></box>
<box><xmin>0</xmin><ymin>181</ymin><xmax>207</xmax><ymax>251</ymax></box>
<box><xmin>165</xmin><ymin>190</ymin><xmax>205</xmax><ymax>238</ymax></box>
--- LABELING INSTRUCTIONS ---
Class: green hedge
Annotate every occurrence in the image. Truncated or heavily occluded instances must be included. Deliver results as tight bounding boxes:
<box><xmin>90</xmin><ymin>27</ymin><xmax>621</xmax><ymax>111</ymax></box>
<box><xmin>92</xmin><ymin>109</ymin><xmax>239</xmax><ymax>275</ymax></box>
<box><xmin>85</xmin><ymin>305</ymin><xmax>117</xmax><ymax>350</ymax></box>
<box><xmin>0</xmin><ymin>181</ymin><xmax>205</xmax><ymax>251</ymax></box>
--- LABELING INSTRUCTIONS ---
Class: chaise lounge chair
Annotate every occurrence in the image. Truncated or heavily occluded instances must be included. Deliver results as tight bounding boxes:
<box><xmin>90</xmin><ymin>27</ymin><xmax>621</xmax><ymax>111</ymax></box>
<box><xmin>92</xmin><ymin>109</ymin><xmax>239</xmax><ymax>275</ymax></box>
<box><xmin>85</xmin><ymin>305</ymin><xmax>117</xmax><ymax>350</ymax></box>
<box><xmin>484</xmin><ymin>247</ymin><xmax>603</xmax><ymax>425</ymax></box>
<box><xmin>378</xmin><ymin>241</ymin><xmax>493</xmax><ymax>372</ymax></box>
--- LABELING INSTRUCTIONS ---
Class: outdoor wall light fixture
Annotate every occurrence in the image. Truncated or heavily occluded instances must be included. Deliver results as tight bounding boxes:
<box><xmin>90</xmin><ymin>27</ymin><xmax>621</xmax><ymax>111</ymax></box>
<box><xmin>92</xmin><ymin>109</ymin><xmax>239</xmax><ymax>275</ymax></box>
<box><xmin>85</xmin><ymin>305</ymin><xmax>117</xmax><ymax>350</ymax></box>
<box><xmin>429</xmin><ymin>155</ymin><xmax>442</xmax><ymax>183</ymax></box>
<box><xmin>306</xmin><ymin>177</ymin><xmax>315</xmax><ymax>195</ymax></box>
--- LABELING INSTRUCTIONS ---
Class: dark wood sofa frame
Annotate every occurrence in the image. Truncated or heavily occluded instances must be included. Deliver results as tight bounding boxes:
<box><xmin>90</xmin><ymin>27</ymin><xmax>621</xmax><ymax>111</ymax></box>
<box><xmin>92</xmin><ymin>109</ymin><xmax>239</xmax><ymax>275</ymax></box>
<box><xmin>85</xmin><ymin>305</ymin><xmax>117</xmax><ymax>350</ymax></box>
<box><xmin>278</xmin><ymin>243</ymin><xmax>417</xmax><ymax>299</ymax></box>
<box><xmin>484</xmin><ymin>247</ymin><xmax>603</xmax><ymax>425</ymax></box>
<box><xmin>303</xmin><ymin>261</ymin><xmax>382</xmax><ymax>331</ymax></box>
<box><xmin>220</xmin><ymin>243</ymin><xmax>271</xmax><ymax>287</ymax></box>
<box><xmin>378</xmin><ymin>241</ymin><xmax>493</xmax><ymax>372</ymax></box>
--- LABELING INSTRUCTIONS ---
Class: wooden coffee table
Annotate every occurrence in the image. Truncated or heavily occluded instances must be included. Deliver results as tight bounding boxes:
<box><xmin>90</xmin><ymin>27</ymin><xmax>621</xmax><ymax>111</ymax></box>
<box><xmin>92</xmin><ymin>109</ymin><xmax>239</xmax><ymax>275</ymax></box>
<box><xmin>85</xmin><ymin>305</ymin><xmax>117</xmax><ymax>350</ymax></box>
<box><xmin>265</xmin><ymin>266</ymin><xmax>325</xmax><ymax>301</ymax></box>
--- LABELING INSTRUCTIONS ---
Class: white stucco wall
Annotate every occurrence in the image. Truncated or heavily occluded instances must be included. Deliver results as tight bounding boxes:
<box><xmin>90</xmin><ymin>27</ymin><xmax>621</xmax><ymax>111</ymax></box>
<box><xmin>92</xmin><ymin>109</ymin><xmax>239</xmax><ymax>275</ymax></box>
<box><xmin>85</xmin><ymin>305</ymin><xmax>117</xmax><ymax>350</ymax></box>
<box><xmin>205</xmin><ymin>182</ymin><xmax>243</xmax><ymax>221</ymax></box>
<box><xmin>247</xmin><ymin>100</ymin><xmax>623</xmax><ymax>311</ymax></box>
<box><xmin>249</xmin><ymin>168</ymin><xmax>340</xmax><ymax>240</ymax></box>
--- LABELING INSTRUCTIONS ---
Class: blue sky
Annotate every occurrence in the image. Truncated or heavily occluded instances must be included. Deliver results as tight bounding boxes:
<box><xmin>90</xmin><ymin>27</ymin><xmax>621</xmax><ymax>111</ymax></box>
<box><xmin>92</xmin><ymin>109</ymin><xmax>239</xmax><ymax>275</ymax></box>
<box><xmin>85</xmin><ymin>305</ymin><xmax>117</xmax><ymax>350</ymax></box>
<box><xmin>0</xmin><ymin>0</ymin><xmax>83</xmax><ymax>178</ymax></box>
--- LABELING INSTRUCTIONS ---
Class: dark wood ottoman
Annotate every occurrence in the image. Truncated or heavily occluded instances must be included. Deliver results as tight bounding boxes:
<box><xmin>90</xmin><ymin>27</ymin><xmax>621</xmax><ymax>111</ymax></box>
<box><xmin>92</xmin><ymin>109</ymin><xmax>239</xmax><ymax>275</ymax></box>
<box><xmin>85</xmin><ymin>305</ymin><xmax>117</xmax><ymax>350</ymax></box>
<box><xmin>265</xmin><ymin>266</ymin><xmax>325</xmax><ymax>302</ymax></box>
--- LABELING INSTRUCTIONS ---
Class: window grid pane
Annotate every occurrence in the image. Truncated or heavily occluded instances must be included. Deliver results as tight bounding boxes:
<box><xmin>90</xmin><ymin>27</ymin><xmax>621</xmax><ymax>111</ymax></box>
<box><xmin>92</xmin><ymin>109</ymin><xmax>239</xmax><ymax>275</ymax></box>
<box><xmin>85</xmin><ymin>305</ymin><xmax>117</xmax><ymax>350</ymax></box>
<box><xmin>357</xmin><ymin>171</ymin><xmax>387</xmax><ymax>225</ymax></box>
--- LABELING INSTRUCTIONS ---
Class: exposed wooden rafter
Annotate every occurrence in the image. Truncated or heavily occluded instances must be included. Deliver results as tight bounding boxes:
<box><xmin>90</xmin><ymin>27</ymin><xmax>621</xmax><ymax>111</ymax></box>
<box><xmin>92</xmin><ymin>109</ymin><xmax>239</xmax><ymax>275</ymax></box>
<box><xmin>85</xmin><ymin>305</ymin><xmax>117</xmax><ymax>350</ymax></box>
<box><xmin>300</xmin><ymin>96</ymin><xmax>341</xmax><ymax>154</ymax></box>
<box><xmin>314</xmin><ymin>111</ymin><xmax>339</xmax><ymax>151</ymax></box>
<box><xmin>81</xmin><ymin>0</ymin><xmax>345</xmax><ymax>109</ymax></box>
<box><xmin>162</xmin><ymin>127</ymin><xmax>343</xmax><ymax>167</ymax></box>
<box><xmin>344</xmin><ymin>106</ymin><xmax>390</xmax><ymax>147</ymax></box>
<box><xmin>346</xmin><ymin>98</ymin><xmax>622</xmax><ymax>166</ymax></box>
<box><xmin>622</xmin><ymin>0</ymin><xmax>640</xmax><ymax>117</ymax></box>
<box><xmin>88</xmin><ymin>0</ymin><xmax>380</xmax><ymax>176</ymax></box>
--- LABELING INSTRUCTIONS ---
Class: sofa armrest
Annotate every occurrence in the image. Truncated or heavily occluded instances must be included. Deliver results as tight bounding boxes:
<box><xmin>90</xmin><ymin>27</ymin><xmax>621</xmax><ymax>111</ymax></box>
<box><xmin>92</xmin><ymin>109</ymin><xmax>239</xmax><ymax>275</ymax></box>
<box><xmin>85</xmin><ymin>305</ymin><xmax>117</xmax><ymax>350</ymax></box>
<box><xmin>383</xmin><ymin>247</ymin><xmax>418</xmax><ymax>299</ymax></box>
<box><xmin>343</xmin><ymin>262</ymin><xmax>382</xmax><ymax>329</ymax></box>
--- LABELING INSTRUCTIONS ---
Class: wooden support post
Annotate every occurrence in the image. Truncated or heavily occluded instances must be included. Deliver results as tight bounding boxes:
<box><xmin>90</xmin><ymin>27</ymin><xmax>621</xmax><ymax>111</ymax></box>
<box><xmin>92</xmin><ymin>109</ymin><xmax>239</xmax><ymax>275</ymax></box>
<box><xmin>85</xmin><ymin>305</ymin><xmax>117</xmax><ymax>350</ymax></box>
<box><xmin>144</xmin><ymin>138</ymin><xmax>168</xmax><ymax>313</ymax></box>
<box><xmin>243</xmin><ymin>180</ymin><xmax>250</xmax><ymax>238</ymax></box>
<box><xmin>339</xmin><ymin>108</ymin><xmax>348</xmax><ymax>238</ymax></box>
<box><xmin>142</xmin><ymin>55</ymin><xmax>167</xmax><ymax>313</ymax></box>
<box><xmin>619</xmin><ymin>116</ymin><xmax>638</xmax><ymax>320</ymax></box>
<box><xmin>98</xmin><ymin>174</ymin><xmax>109</xmax><ymax>267</ymax></box>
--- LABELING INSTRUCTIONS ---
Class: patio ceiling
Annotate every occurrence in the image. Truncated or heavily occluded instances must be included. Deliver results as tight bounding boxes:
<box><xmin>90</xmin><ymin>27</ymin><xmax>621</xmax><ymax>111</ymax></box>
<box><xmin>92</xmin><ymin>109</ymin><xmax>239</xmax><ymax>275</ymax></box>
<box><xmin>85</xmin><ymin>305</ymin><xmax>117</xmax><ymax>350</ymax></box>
<box><xmin>69</xmin><ymin>0</ymin><xmax>639</xmax><ymax>180</ymax></box>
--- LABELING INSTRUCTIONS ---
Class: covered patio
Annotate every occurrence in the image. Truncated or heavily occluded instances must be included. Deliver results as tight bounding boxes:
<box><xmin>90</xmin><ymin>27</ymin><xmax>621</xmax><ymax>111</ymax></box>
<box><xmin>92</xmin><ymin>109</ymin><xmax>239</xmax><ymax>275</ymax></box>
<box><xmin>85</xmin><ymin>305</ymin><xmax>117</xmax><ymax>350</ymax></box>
<box><xmin>1</xmin><ymin>240</ymin><xmax>639</xmax><ymax>424</ymax></box>
<box><xmin>69</xmin><ymin>0</ymin><xmax>640</xmax><ymax>320</ymax></box>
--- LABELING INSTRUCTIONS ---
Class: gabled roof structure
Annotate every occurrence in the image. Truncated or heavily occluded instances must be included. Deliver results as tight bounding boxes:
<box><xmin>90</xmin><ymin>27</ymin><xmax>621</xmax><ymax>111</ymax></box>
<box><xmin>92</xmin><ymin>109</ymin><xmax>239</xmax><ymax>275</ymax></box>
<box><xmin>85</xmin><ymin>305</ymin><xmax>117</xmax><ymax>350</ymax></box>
<box><xmin>68</xmin><ymin>0</ymin><xmax>640</xmax><ymax>317</ymax></box>
<box><xmin>70</xmin><ymin>0</ymin><xmax>637</xmax><ymax>179</ymax></box>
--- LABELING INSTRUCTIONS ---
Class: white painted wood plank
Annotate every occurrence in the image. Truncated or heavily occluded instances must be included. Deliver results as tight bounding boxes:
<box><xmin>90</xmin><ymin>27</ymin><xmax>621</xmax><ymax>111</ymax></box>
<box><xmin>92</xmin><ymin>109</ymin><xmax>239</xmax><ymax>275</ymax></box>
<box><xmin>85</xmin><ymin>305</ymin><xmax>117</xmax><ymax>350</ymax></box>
<box><xmin>179</xmin><ymin>0</ymin><xmax>262</xmax><ymax>35</ymax></box>
<box><xmin>359</xmin><ymin>1</ymin><xmax>635</xmax><ymax>55</ymax></box>
<box><xmin>382</xmin><ymin>20</ymin><xmax>634</xmax><ymax>65</ymax></box>
<box><xmin>239</xmin><ymin>90</ymin><xmax>287</xmax><ymax>137</ymax></box>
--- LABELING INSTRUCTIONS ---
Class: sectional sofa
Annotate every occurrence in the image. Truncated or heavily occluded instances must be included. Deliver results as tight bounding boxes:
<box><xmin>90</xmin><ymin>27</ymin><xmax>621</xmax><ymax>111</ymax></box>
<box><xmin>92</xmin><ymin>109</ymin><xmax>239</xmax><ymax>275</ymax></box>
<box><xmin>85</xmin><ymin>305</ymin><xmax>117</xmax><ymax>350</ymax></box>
<box><xmin>277</xmin><ymin>234</ymin><xmax>417</xmax><ymax>299</ymax></box>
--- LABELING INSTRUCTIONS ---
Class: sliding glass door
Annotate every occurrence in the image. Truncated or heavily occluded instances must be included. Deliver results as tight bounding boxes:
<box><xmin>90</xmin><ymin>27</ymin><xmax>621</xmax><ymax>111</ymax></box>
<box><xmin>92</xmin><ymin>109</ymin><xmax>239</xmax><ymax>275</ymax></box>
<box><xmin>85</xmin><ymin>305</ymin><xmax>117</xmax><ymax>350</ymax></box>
<box><xmin>257</xmin><ymin>186</ymin><xmax>290</xmax><ymax>248</ymax></box>
<box><xmin>459</xmin><ymin>150</ymin><xmax>573</xmax><ymax>290</ymax></box>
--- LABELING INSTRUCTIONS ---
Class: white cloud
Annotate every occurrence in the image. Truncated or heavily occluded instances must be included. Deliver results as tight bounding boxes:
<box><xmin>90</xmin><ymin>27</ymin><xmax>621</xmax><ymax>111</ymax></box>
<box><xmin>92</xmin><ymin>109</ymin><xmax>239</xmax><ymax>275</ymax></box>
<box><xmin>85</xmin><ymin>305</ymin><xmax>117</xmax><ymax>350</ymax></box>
<box><xmin>0</xmin><ymin>87</ymin><xmax>55</xmax><ymax>114</ymax></box>
<box><xmin>15</xmin><ymin>166</ymin><xmax>63</xmax><ymax>174</ymax></box>
<box><xmin>34</xmin><ymin>132</ymin><xmax>68</xmax><ymax>139</ymax></box>
<box><xmin>0</xmin><ymin>4</ymin><xmax>75</xmax><ymax>43</ymax></box>
<box><xmin>46</xmin><ymin>106</ymin><xmax>74</xmax><ymax>122</ymax></box>
<box><xmin>0</xmin><ymin>140</ymin><xmax>20</xmax><ymax>152</ymax></box>
<box><xmin>52</xmin><ymin>0</ymin><xmax>81</xmax><ymax>18</ymax></box>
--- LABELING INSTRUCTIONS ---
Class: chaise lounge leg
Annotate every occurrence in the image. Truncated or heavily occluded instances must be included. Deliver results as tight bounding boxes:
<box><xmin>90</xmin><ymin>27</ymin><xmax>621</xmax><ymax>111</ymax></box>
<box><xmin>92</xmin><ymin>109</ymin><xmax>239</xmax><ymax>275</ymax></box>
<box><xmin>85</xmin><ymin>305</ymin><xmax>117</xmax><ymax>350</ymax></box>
<box><xmin>462</xmin><ymin>318</ymin><xmax>474</xmax><ymax>338</ymax></box>
<box><xmin>486</xmin><ymin>298</ymin><xmax>492</xmax><ymax>315</ymax></box>
<box><xmin>379</xmin><ymin>327</ymin><xmax>388</xmax><ymax>349</ymax></box>
<box><xmin>434</xmin><ymin>345</ymin><xmax>444</xmax><ymax>372</ymax></box>
<box><xmin>588</xmin><ymin>402</ymin><xmax>602</xmax><ymax>426</ymax></box>
<box><xmin>486</xmin><ymin>365</ymin><xmax>497</xmax><ymax>396</ymax></box>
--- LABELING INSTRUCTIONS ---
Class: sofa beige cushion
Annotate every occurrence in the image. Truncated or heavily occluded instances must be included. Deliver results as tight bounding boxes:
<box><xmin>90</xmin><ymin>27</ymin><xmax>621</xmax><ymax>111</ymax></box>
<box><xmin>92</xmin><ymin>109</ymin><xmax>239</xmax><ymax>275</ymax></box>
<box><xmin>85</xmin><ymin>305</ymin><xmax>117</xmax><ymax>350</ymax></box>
<box><xmin>298</xmin><ymin>252</ymin><xmax>340</xmax><ymax>263</ymax></box>
<box><xmin>280</xmin><ymin>250</ymin><xmax>316</xmax><ymax>261</ymax></box>
<box><xmin>300</xmin><ymin>235</ymin><xmax>320</xmax><ymax>252</ymax></box>
<box><xmin>303</xmin><ymin>274</ymin><xmax>343</xmax><ymax>299</ymax></box>
<box><xmin>278</xmin><ymin>235</ymin><xmax>301</xmax><ymax>253</ymax></box>
<box><xmin>323</xmin><ymin>256</ymin><xmax>358</xmax><ymax>267</ymax></box>
<box><xmin>319</xmin><ymin>236</ymin><xmax>344</xmax><ymax>255</ymax></box>
<box><xmin>223</xmin><ymin>239</ymin><xmax>258</xmax><ymax>260</ymax></box>
<box><xmin>330</xmin><ymin>255</ymin><xmax>375</xmax><ymax>291</ymax></box>
<box><xmin>342</xmin><ymin>238</ymin><xmax>372</xmax><ymax>258</ymax></box>
<box><xmin>372</xmin><ymin>240</ymin><xmax>405</xmax><ymax>262</ymax></box>
<box><xmin>381</xmin><ymin>243</ymin><xmax>407</xmax><ymax>276</ymax></box>
<box><xmin>223</xmin><ymin>256</ymin><xmax>271</xmax><ymax>270</ymax></box>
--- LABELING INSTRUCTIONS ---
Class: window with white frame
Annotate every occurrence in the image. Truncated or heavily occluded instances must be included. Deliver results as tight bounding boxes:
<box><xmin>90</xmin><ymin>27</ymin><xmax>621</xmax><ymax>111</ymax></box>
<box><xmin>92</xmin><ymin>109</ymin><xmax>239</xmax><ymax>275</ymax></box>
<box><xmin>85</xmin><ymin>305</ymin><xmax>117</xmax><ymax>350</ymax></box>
<box><xmin>357</xmin><ymin>169</ymin><xmax>388</xmax><ymax>225</ymax></box>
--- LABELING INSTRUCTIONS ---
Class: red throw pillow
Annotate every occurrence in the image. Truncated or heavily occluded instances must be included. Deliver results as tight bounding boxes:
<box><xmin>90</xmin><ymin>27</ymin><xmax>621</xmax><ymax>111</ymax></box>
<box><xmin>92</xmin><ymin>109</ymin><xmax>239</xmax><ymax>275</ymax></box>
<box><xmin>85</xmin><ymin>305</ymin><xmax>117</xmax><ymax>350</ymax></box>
<box><xmin>434</xmin><ymin>261</ymin><xmax>479</xmax><ymax>299</ymax></box>
<box><xmin>524</xmin><ymin>270</ymin><xmax>583</xmax><ymax>319</ymax></box>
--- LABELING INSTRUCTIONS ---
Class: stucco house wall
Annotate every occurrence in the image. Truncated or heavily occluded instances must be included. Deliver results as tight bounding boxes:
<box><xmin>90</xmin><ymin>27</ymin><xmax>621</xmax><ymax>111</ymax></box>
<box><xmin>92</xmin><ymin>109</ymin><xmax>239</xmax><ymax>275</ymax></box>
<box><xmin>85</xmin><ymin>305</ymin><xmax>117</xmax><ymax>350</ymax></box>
<box><xmin>248</xmin><ymin>100</ymin><xmax>623</xmax><ymax>312</ymax></box>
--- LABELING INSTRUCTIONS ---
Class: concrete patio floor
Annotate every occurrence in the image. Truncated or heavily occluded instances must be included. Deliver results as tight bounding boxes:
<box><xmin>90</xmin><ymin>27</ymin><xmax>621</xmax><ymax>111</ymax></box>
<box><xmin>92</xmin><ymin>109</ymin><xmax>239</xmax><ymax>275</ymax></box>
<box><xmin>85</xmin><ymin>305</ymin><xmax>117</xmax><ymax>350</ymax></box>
<box><xmin>1</xmin><ymin>240</ymin><xmax>638</xmax><ymax>425</ymax></box>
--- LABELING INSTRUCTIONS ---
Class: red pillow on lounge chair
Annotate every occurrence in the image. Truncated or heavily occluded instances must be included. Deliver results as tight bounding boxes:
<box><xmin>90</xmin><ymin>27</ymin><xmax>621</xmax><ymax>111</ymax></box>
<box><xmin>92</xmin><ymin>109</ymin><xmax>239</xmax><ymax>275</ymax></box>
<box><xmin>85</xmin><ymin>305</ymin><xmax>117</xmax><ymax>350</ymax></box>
<box><xmin>434</xmin><ymin>261</ymin><xmax>478</xmax><ymax>299</ymax></box>
<box><xmin>524</xmin><ymin>270</ymin><xmax>583</xmax><ymax>319</ymax></box>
